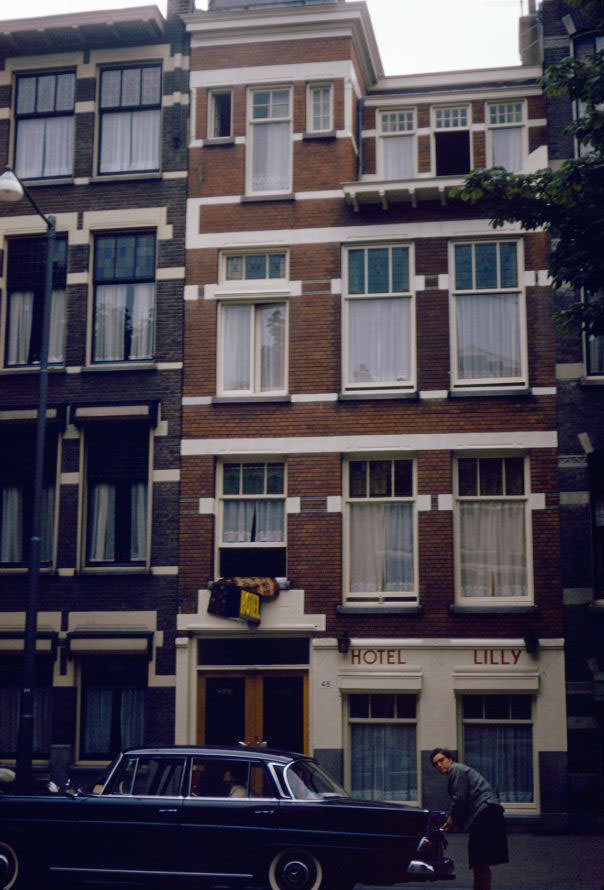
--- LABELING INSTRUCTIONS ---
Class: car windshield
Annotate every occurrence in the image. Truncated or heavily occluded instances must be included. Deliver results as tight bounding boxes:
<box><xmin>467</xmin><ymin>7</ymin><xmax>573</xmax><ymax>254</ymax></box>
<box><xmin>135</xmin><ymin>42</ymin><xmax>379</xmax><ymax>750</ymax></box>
<box><xmin>284</xmin><ymin>760</ymin><xmax>348</xmax><ymax>800</ymax></box>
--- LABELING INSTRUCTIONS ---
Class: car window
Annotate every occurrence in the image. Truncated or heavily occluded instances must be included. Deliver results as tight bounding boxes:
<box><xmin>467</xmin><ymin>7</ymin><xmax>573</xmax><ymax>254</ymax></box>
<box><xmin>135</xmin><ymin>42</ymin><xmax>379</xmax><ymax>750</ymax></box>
<box><xmin>284</xmin><ymin>760</ymin><xmax>348</xmax><ymax>800</ymax></box>
<box><xmin>105</xmin><ymin>756</ymin><xmax>185</xmax><ymax>796</ymax></box>
<box><xmin>189</xmin><ymin>758</ymin><xmax>276</xmax><ymax>798</ymax></box>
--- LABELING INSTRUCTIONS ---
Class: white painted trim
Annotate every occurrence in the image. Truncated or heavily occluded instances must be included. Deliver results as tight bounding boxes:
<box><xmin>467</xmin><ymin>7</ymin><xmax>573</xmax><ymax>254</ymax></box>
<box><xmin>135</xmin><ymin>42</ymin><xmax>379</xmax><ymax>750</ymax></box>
<box><xmin>414</xmin><ymin>275</ymin><xmax>425</xmax><ymax>291</ymax></box>
<box><xmin>66</xmin><ymin>272</ymin><xmax>89</xmax><ymax>285</ymax></box>
<box><xmin>338</xmin><ymin>673</ymin><xmax>423</xmax><ymax>691</ymax></box>
<box><xmin>57</xmin><ymin>568</ymin><xmax>76</xmax><ymax>577</ymax></box>
<box><xmin>420</xmin><ymin>390</ymin><xmax>448</xmax><ymax>400</ymax></box>
<box><xmin>529</xmin><ymin>493</ymin><xmax>546</xmax><ymax>510</ymax></box>
<box><xmin>187</xmin><ymin>215</ymin><xmax>524</xmax><ymax>250</ymax></box>
<box><xmin>375</xmin><ymin>65</ymin><xmax>542</xmax><ymax>91</ymax></box>
<box><xmin>556</xmin><ymin>362</ymin><xmax>584</xmax><ymax>380</ymax></box>
<box><xmin>60</xmin><ymin>473</ymin><xmax>79</xmax><ymax>485</ymax></box>
<box><xmin>438</xmin><ymin>274</ymin><xmax>449</xmax><ymax>290</ymax></box>
<box><xmin>453</xmin><ymin>670</ymin><xmax>540</xmax><ymax>692</ymax></box>
<box><xmin>327</xmin><ymin>496</ymin><xmax>342</xmax><ymax>513</ymax></box>
<box><xmin>290</xmin><ymin>393</ymin><xmax>338</xmax><ymax>403</ymax></box>
<box><xmin>150</xmin><ymin>566</ymin><xmax>179</xmax><ymax>576</ymax></box>
<box><xmin>183</xmin><ymin>396</ymin><xmax>212</xmax><ymax>406</ymax></box>
<box><xmin>438</xmin><ymin>494</ymin><xmax>453</xmax><ymax>511</ymax></box>
<box><xmin>297</xmin><ymin>190</ymin><xmax>344</xmax><ymax>201</ymax></box>
<box><xmin>416</xmin><ymin>494</ymin><xmax>431</xmax><ymax>512</ymax></box>
<box><xmin>559</xmin><ymin>491</ymin><xmax>590</xmax><ymax>506</ymax></box>
<box><xmin>537</xmin><ymin>270</ymin><xmax>550</xmax><ymax>286</ymax></box>
<box><xmin>198</xmin><ymin>195</ymin><xmax>241</xmax><ymax>205</ymax></box>
<box><xmin>75</xmin><ymin>101</ymin><xmax>95</xmax><ymax>114</ymax></box>
<box><xmin>152</xmin><ymin>469</ymin><xmax>180</xmax><ymax>483</ymax></box>
<box><xmin>163</xmin><ymin>171</ymin><xmax>188</xmax><ymax>180</ymax></box>
<box><xmin>190</xmin><ymin>59</ymin><xmax>356</xmax><ymax>90</ymax></box>
<box><xmin>181</xmin><ymin>430</ymin><xmax>557</xmax><ymax>457</ymax></box>
<box><xmin>184</xmin><ymin>285</ymin><xmax>200</xmax><ymax>301</ymax></box>
<box><xmin>156</xmin><ymin>362</ymin><xmax>183</xmax><ymax>371</ymax></box>
<box><xmin>204</xmin><ymin>280</ymin><xmax>301</xmax><ymax>300</ymax></box>
<box><xmin>156</xmin><ymin>267</ymin><xmax>185</xmax><ymax>280</ymax></box>
<box><xmin>331</xmin><ymin>279</ymin><xmax>342</xmax><ymax>294</ymax></box>
<box><xmin>312</xmin><ymin>636</ymin><xmax>564</xmax><ymax>649</ymax></box>
<box><xmin>162</xmin><ymin>92</ymin><xmax>190</xmax><ymax>107</ymax></box>
<box><xmin>198</xmin><ymin>498</ymin><xmax>216</xmax><ymax>515</ymax></box>
<box><xmin>286</xmin><ymin>497</ymin><xmax>301</xmax><ymax>514</ymax></box>
<box><xmin>532</xmin><ymin>387</ymin><xmax>556</xmax><ymax>396</ymax></box>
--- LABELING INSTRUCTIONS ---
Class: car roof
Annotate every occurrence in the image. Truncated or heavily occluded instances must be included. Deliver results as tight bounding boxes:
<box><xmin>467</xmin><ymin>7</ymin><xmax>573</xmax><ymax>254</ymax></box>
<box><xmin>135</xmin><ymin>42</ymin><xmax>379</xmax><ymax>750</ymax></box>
<box><xmin>120</xmin><ymin>745</ymin><xmax>311</xmax><ymax>765</ymax></box>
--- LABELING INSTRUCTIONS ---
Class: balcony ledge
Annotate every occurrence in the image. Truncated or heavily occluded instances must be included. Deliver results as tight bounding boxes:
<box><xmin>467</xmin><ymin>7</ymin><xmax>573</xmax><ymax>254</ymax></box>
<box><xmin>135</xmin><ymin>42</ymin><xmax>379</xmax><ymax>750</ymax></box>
<box><xmin>343</xmin><ymin>175</ymin><xmax>465</xmax><ymax>210</ymax></box>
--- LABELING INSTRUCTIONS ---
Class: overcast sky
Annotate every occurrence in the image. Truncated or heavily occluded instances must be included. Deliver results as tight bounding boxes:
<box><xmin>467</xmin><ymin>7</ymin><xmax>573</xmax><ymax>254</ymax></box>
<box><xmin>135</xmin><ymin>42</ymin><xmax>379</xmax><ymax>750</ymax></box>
<box><xmin>7</xmin><ymin>0</ymin><xmax>524</xmax><ymax>75</ymax></box>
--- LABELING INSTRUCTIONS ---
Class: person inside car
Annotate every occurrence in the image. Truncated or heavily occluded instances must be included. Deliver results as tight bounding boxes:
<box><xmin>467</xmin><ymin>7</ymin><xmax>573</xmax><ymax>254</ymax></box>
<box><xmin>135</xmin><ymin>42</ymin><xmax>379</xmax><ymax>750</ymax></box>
<box><xmin>223</xmin><ymin>767</ymin><xmax>246</xmax><ymax>797</ymax></box>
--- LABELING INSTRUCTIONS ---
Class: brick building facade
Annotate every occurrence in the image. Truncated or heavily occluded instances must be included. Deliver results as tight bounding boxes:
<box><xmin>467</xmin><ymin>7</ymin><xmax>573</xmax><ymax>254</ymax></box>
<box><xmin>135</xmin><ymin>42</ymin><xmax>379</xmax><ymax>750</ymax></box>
<box><xmin>176</xmin><ymin>0</ymin><xmax>567</xmax><ymax>825</ymax></box>
<box><xmin>0</xmin><ymin>5</ymin><xmax>188</xmax><ymax>783</ymax></box>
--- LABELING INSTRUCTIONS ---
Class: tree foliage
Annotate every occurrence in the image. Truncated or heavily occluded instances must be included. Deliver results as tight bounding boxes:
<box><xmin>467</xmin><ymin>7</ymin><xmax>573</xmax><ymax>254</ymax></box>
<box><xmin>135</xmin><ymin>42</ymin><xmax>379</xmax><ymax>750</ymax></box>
<box><xmin>455</xmin><ymin>0</ymin><xmax>604</xmax><ymax>335</ymax></box>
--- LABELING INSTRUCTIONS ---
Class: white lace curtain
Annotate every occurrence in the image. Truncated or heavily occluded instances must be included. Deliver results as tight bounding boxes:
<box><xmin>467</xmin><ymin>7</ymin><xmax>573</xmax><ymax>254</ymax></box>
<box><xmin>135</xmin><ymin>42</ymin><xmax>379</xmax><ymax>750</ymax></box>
<box><xmin>456</xmin><ymin>292</ymin><xmax>521</xmax><ymax>380</ymax></box>
<box><xmin>252</xmin><ymin>121</ymin><xmax>290</xmax><ymax>192</ymax></box>
<box><xmin>223</xmin><ymin>499</ymin><xmax>284</xmax><ymax>543</ymax></box>
<box><xmin>349</xmin><ymin>503</ymin><xmax>414</xmax><ymax>593</ymax></box>
<box><xmin>460</xmin><ymin>501</ymin><xmax>527</xmax><ymax>597</ymax></box>
<box><xmin>15</xmin><ymin>116</ymin><xmax>74</xmax><ymax>179</ymax></box>
<box><xmin>351</xmin><ymin>724</ymin><xmax>417</xmax><ymax>801</ymax></box>
<box><xmin>588</xmin><ymin>335</ymin><xmax>604</xmax><ymax>374</ymax></box>
<box><xmin>100</xmin><ymin>109</ymin><xmax>160</xmax><ymax>173</ymax></box>
<box><xmin>7</xmin><ymin>289</ymin><xmax>65</xmax><ymax>366</ymax></box>
<box><xmin>222</xmin><ymin>304</ymin><xmax>285</xmax><ymax>392</ymax></box>
<box><xmin>0</xmin><ymin>487</ymin><xmax>22</xmax><ymax>563</ymax></box>
<box><xmin>492</xmin><ymin>127</ymin><xmax>523</xmax><ymax>171</ymax></box>
<box><xmin>465</xmin><ymin>724</ymin><xmax>533</xmax><ymax>802</ymax></box>
<box><xmin>349</xmin><ymin>298</ymin><xmax>411</xmax><ymax>385</ymax></box>
<box><xmin>258</xmin><ymin>304</ymin><xmax>285</xmax><ymax>391</ymax></box>
<box><xmin>223</xmin><ymin>305</ymin><xmax>251</xmax><ymax>390</ymax></box>
<box><xmin>94</xmin><ymin>283</ymin><xmax>154</xmax><ymax>362</ymax></box>
<box><xmin>89</xmin><ymin>482</ymin><xmax>147</xmax><ymax>562</ymax></box>
<box><xmin>382</xmin><ymin>134</ymin><xmax>414</xmax><ymax>179</ymax></box>
<box><xmin>0</xmin><ymin>687</ymin><xmax>51</xmax><ymax>754</ymax></box>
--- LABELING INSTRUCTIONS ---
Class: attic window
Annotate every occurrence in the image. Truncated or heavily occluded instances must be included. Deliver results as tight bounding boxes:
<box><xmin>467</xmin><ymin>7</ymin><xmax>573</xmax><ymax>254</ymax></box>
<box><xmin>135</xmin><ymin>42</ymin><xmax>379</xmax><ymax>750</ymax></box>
<box><xmin>434</xmin><ymin>106</ymin><xmax>470</xmax><ymax>176</ymax></box>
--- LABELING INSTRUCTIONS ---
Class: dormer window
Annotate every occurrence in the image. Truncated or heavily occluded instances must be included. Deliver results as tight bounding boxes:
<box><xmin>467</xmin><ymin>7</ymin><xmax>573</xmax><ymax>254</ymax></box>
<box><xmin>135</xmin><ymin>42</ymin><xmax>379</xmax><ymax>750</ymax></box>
<box><xmin>434</xmin><ymin>105</ymin><xmax>470</xmax><ymax>176</ymax></box>
<box><xmin>488</xmin><ymin>102</ymin><xmax>524</xmax><ymax>171</ymax></box>
<box><xmin>379</xmin><ymin>109</ymin><xmax>415</xmax><ymax>179</ymax></box>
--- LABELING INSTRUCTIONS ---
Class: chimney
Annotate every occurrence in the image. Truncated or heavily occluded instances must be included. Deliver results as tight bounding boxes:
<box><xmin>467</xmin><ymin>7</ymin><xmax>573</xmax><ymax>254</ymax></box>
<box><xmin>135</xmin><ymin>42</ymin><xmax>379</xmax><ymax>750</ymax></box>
<box><xmin>519</xmin><ymin>1</ymin><xmax>542</xmax><ymax>66</ymax></box>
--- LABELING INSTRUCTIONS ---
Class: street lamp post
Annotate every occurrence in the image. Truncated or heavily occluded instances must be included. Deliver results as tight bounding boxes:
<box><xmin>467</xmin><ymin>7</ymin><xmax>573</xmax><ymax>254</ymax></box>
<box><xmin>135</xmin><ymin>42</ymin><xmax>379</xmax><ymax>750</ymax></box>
<box><xmin>0</xmin><ymin>168</ymin><xmax>56</xmax><ymax>791</ymax></box>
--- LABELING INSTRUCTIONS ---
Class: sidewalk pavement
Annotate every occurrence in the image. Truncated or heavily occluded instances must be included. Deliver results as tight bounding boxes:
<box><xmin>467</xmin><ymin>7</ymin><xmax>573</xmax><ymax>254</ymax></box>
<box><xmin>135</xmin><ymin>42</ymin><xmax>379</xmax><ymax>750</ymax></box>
<box><xmin>360</xmin><ymin>833</ymin><xmax>604</xmax><ymax>890</ymax></box>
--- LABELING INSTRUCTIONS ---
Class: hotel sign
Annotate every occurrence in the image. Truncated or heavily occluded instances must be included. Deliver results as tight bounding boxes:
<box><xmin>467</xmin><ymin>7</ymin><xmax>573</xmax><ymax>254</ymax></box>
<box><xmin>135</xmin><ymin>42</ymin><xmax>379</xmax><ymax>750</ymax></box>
<box><xmin>349</xmin><ymin>647</ymin><xmax>525</xmax><ymax>666</ymax></box>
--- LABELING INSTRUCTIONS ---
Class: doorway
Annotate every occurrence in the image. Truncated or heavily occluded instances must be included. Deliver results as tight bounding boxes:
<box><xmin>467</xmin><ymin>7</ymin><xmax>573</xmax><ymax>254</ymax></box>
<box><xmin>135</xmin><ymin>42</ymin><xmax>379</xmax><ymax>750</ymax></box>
<box><xmin>197</xmin><ymin>671</ymin><xmax>307</xmax><ymax>753</ymax></box>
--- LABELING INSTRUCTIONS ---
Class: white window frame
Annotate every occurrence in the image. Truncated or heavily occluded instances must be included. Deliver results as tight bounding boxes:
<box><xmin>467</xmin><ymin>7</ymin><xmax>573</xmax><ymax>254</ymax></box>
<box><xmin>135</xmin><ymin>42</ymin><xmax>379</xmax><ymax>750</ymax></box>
<box><xmin>346</xmin><ymin>692</ymin><xmax>420</xmax><ymax>804</ymax></box>
<box><xmin>208</xmin><ymin>88</ymin><xmax>233</xmax><ymax>140</ymax></box>
<box><xmin>343</xmin><ymin>455</ymin><xmax>418</xmax><ymax>606</ymax></box>
<box><xmin>216</xmin><ymin>459</ymin><xmax>287</xmax><ymax>574</ymax></box>
<box><xmin>246</xmin><ymin>85</ymin><xmax>293</xmax><ymax>196</ymax></box>
<box><xmin>377</xmin><ymin>107</ymin><xmax>416</xmax><ymax>180</ymax></box>
<box><xmin>217</xmin><ymin>298</ymin><xmax>288</xmax><ymax>396</ymax></box>
<box><xmin>432</xmin><ymin>104</ymin><xmax>472</xmax><ymax>176</ymax></box>
<box><xmin>219</xmin><ymin>249</ymin><xmax>289</xmax><ymax>290</ymax></box>
<box><xmin>449</xmin><ymin>239</ymin><xmax>528</xmax><ymax>388</ymax></box>
<box><xmin>307</xmin><ymin>83</ymin><xmax>333</xmax><ymax>134</ymax></box>
<box><xmin>13</xmin><ymin>69</ymin><xmax>76</xmax><ymax>180</ymax></box>
<box><xmin>486</xmin><ymin>100</ymin><xmax>527</xmax><ymax>171</ymax></box>
<box><xmin>453</xmin><ymin>453</ymin><xmax>534</xmax><ymax>606</ymax></box>
<box><xmin>459</xmin><ymin>693</ymin><xmax>536</xmax><ymax>810</ymax></box>
<box><xmin>342</xmin><ymin>243</ymin><xmax>416</xmax><ymax>393</ymax></box>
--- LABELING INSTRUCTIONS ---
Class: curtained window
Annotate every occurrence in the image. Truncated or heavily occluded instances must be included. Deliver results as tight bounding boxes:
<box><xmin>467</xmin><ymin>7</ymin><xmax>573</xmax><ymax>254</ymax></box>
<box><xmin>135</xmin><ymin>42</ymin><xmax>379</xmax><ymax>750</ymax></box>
<box><xmin>0</xmin><ymin>426</ymin><xmax>57</xmax><ymax>567</ymax></box>
<box><xmin>380</xmin><ymin>108</ymin><xmax>415</xmax><ymax>179</ymax></box>
<box><xmin>308</xmin><ymin>84</ymin><xmax>332</xmax><ymax>133</ymax></box>
<box><xmin>0</xmin><ymin>656</ymin><xmax>53</xmax><ymax>756</ymax></box>
<box><xmin>586</xmin><ymin>290</ymin><xmax>604</xmax><ymax>376</ymax></box>
<box><xmin>15</xmin><ymin>71</ymin><xmax>75</xmax><ymax>179</ymax></box>
<box><xmin>489</xmin><ymin>103</ymin><xmax>524</xmax><ymax>171</ymax></box>
<box><xmin>462</xmin><ymin>694</ymin><xmax>534</xmax><ymax>803</ymax></box>
<box><xmin>453</xmin><ymin>241</ymin><xmax>524</xmax><ymax>385</ymax></box>
<box><xmin>249</xmin><ymin>88</ymin><xmax>291</xmax><ymax>193</ymax></box>
<box><xmin>456</xmin><ymin>456</ymin><xmax>530</xmax><ymax>601</ymax></box>
<box><xmin>80</xmin><ymin>656</ymin><xmax>146</xmax><ymax>759</ymax></box>
<box><xmin>219</xmin><ymin>461</ymin><xmax>286</xmax><ymax>577</ymax></box>
<box><xmin>349</xmin><ymin>694</ymin><xmax>417</xmax><ymax>802</ymax></box>
<box><xmin>86</xmin><ymin>424</ymin><xmax>149</xmax><ymax>565</ymax></box>
<box><xmin>93</xmin><ymin>232</ymin><xmax>155</xmax><ymax>362</ymax></box>
<box><xmin>346</xmin><ymin>458</ymin><xmax>416</xmax><ymax>603</ymax></box>
<box><xmin>6</xmin><ymin>236</ymin><xmax>67</xmax><ymax>367</ymax></box>
<box><xmin>99</xmin><ymin>65</ymin><xmax>161</xmax><ymax>173</ymax></box>
<box><xmin>345</xmin><ymin>245</ymin><xmax>413</xmax><ymax>390</ymax></box>
<box><xmin>220</xmin><ymin>302</ymin><xmax>286</xmax><ymax>394</ymax></box>
<box><xmin>209</xmin><ymin>89</ymin><xmax>232</xmax><ymax>139</ymax></box>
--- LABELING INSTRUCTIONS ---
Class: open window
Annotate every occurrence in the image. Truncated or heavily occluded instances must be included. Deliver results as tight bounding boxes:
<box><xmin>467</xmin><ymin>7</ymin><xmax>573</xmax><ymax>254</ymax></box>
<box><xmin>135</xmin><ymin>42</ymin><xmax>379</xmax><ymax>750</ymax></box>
<box><xmin>433</xmin><ymin>106</ymin><xmax>471</xmax><ymax>176</ymax></box>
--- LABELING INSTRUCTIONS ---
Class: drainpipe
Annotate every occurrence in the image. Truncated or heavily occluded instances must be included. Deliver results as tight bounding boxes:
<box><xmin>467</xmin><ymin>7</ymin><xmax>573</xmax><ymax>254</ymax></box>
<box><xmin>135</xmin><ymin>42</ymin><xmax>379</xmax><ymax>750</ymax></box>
<box><xmin>357</xmin><ymin>96</ymin><xmax>365</xmax><ymax>181</ymax></box>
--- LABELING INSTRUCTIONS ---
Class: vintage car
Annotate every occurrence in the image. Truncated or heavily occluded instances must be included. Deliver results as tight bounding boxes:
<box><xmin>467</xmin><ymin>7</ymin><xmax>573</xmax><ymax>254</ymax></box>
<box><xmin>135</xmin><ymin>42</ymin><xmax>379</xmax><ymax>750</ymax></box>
<box><xmin>0</xmin><ymin>745</ymin><xmax>454</xmax><ymax>890</ymax></box>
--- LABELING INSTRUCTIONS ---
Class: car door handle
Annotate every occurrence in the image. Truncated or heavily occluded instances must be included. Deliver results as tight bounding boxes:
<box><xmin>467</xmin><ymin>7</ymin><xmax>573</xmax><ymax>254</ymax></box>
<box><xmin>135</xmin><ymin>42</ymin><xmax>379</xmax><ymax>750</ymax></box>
<box><xmin>253</xmin><ymin>808</ymin><xmax>276</xmax><ymax>815</ymax></box>
<box><xmin>158</xmin><ymin>808</ymin><xmax>178</xmax><ymax>814</ymax></box>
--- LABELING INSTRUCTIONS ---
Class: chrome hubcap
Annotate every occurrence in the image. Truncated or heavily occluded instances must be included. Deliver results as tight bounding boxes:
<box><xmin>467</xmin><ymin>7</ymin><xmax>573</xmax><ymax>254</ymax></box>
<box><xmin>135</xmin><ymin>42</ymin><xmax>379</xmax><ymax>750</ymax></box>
<box><xmin>283</xmin><ymin>859</ymin><xmax>311</xmax><ymax>888</ymax></box>
<box><xmin>0</xmin><ymin>854</ymin><xmax>11</xmax><ymax>884</ymax></box>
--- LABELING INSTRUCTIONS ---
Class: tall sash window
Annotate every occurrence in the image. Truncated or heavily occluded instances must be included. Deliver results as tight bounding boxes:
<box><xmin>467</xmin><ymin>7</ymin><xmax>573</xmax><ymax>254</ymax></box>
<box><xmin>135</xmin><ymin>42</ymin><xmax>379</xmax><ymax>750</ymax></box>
<box><xmin>99</xmin><ymin>65</ymin><xmax>161</xmax><ymax>173</ymax></box>
<box><xmin>80</xmin><ymin>656</ymin><xmax>146</xmax><ymax>759</ymax></box>
<box><xmin>15</xmin><ymin>71</ymin><xmax>75</xmax><ymax>179</ymax></box>
<box><xmin>488</xmin><ymin>102</ymin><xmax>524</xmax><ymax>171</ymax></box>
<box><xmin>249</xmin><ymin>88</ymin><xmax>291</xmax><ymax>194</ymax></box>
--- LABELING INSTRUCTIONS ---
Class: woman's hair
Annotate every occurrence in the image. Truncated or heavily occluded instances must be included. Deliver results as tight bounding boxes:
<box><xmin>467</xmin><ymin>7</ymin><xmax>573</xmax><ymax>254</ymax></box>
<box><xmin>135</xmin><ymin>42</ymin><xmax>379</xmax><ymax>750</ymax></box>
<box><xmin>430</xmin><ymin>747</ymin><xmax>454</xmax><ymax>766</ymax></box>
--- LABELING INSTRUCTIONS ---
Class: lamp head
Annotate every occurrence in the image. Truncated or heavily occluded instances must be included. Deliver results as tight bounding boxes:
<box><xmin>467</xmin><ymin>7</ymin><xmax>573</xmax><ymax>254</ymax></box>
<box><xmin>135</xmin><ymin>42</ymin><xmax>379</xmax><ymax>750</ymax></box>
<box><xmin>0</xmin><ymin>170</ymin><xmax>25</xmax><ymax>203</ymax></box>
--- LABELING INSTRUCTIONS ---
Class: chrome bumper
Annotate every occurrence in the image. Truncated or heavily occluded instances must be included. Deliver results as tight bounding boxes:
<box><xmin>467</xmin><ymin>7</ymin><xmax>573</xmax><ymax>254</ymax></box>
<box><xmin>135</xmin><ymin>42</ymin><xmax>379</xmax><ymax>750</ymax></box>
<box><xmin>407</xmin><ymin>857</ymin><xmax>455</xmax><ymax>880</ymax></box>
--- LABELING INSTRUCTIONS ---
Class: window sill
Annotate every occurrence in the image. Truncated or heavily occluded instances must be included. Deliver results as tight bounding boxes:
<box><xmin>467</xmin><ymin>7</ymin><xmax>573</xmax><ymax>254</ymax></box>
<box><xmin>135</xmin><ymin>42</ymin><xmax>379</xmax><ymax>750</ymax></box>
<box><xmin>449</xmin><ymin>604</ymin><xmax>538</xmax><ymax>615</ymax></box>
<box><xmin>241</xmin><ymin>193</ymin><xmax>295</xmax><ymax>203</ymax></box>
<box><xmin>81</xmin><ymin>362</ymin><xmax>157</xmax><ymax>372</ymax></box>
<box><xmin>580</xmin><ymin>376</ymin><xmax>604</xmax><ymax>387</ymax></box>
<box><xmin>208</xmin><ymin>577</ymin><xmax>290</xmax><ymax>590</ymax></box>
<box><xmin>339</xmin><ymin>390</ymin><xmax>418</xmax><ymax>401</ymax></box>
<box><xmin>337</xmin><ymin>604</ymin><xmax>422</xmax><ymax>615</ymax></box>
<box><xmin>19</xmin><ymin>176</ymin><xmax>74</xmax><ymax>187</ymax></box>
<box><xmin>449</xmin><ymin>386</ymin><xmax>531</xmax><ymax>398</ymax></box>
<box><xmin>90</xmin><ymin>172</ymin><xmax>162</xmax><ymax>184</ymax></box>
<box><xmin>80</xmin><ymin>566</ymin><xmax>150</xmax><ymax>575</ymax></box>
<box><xmin>0</xmin><ymin>566</ymin><xmax>54</xmax><ymax>575</ymax></box>
<box><xmin>212</xmin><ymin>395</ymin><xmax>291</xmax><ymax>404</ymax></box>
<box><xmin>204</xmin><ymin>137</ymin><xmax>236</xmax><ymax>147</ymax></box>
<box><xmin>302</xmin><ymin>130</ymin><xmax>336</xmax><ymax>141</ymax></box>
<box><xmin>0</xmin><ymin>365</ymin><xmax>65</xmax><ymax>375</ymax></box>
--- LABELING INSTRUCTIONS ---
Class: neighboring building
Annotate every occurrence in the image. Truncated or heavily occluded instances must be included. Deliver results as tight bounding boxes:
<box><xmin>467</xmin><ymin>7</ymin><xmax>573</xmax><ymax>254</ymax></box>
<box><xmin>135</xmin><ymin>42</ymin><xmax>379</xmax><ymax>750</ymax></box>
<box><xmin>540</xmin><ymin>0</ymin><xmax>604</xmax><ymax>820</ymax></box>
<box><xmin>0</xmin><ymin>3</ymin><xmax>189</xmax><ymax>784</ymax></box>
<box><xmin>177</xmin><ymin>0</ymin><xmax>567</xmax><ymax>827</ymax></box>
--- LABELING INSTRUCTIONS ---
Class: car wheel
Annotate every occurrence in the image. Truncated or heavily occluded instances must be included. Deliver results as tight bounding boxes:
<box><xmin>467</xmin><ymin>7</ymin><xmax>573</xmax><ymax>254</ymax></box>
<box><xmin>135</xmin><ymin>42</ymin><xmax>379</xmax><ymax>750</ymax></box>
<box><xmin>268</xmin><ymin>849</ymin><xmax>323</xmax><ymax>890</ymax></box>
<box><xmin>0</xmin><ymin>841</ymin><xmax>19</xmax><ymax>890</ymax></box>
